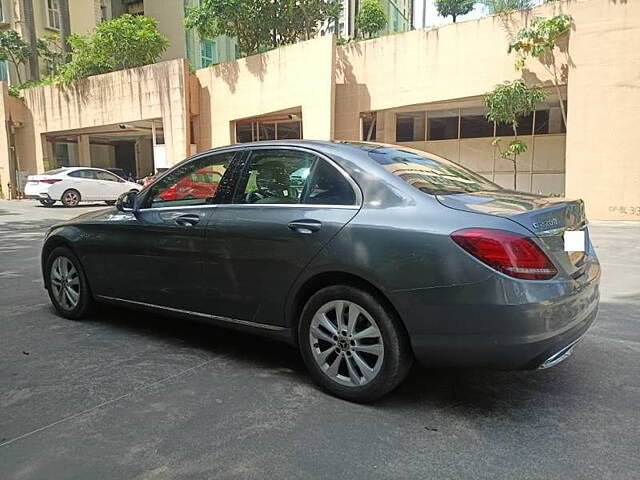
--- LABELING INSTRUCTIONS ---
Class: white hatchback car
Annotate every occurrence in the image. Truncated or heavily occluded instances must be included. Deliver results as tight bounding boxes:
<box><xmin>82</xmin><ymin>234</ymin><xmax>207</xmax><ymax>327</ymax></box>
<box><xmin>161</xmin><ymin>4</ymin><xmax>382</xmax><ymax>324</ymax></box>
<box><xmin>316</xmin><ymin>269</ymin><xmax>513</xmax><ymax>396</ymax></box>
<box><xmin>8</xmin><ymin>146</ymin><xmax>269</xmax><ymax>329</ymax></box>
<box><xmin>25</xmin><ymin>167</ymin><xmax>141</xmax><ymax>207</ymax></box>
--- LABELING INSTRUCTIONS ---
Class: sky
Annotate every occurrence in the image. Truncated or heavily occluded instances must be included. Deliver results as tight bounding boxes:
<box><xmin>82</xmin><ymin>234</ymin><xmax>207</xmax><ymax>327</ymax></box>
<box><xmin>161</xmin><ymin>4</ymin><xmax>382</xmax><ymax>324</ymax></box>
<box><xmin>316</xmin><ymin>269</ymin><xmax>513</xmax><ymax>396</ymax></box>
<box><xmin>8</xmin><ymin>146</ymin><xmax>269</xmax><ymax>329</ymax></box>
<box><xmin>412</xmin><ymin>1</ymin><xmax>546</xmax><ymax>29</ymax></box>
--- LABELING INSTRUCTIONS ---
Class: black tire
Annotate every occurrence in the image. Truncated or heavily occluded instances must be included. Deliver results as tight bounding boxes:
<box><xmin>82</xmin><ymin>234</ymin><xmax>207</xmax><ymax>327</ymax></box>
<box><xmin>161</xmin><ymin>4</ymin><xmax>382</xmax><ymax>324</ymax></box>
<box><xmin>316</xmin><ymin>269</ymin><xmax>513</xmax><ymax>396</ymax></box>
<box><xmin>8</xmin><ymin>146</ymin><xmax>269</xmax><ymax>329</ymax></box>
<box><xmin>45</xmin><ymin>246</ymin><xmax>94</xmax><ymax>320</ymax></box>
<box><xmin>39</xmin><ymin>199</ymin><xmax>55</xmax><ymax>206</ymax></box>
<box><xmin>61</xmin><ymin>189</ymin><xmax>81</xmax><ymax>207</ymax></box>
<box><xmin>105</xmin><ymin>200</ymin><xmax>116</xmax><ymax>206</ymax></box>
<box><xmin>298</xmin><ymin>285</ymin><xmax>413</xmax><ymax>402</ymax></box>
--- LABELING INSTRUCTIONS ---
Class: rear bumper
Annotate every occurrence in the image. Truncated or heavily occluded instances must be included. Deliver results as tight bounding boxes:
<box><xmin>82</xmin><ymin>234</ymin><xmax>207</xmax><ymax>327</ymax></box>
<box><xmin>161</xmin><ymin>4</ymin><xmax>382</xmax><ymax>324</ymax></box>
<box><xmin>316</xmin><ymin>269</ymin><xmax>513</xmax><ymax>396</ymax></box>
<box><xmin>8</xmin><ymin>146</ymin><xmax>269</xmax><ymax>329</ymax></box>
<box><xmin>25</xmin><ymin>193</ymin><xmax>52</xmax><ymax>200</ymax></box>
<box><xmin>392</xmin><ymin>261</ymin><xmax>601</xmax><ymax>370</ymax></box>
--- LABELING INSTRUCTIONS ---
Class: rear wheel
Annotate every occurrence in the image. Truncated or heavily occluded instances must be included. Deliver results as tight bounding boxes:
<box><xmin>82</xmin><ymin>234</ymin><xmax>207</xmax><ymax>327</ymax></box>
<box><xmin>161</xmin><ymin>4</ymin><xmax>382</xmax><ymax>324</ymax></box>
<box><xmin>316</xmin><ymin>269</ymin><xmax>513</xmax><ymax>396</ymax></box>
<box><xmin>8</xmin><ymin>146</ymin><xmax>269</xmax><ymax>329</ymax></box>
<box><xmin>45</xmin><ymin>246</ymin><xmax>94</xmax><ymax>320</ymax></box>
<box><xmin>61</xmin><ymin>189</ymin><xmax>81</xmax><ymax>207</ymax></box>
<box><xmin>39</xmin><ymin>199</ymin><xmax>55</xmax><ymax>206</ymax></box>
<box><xmin>298</xmin><ymin>285</ymin><xmax>413</xmax><ymax>402</ymax></box>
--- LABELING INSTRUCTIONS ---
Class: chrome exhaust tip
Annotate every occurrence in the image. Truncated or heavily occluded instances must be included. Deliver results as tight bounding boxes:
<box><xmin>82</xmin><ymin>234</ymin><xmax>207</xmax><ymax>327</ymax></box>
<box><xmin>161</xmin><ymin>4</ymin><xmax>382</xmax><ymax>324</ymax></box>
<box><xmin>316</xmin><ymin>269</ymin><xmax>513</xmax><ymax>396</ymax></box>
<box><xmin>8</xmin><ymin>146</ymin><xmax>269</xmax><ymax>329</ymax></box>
<box><xmin>538</xmin><ymin>337</ymin><xmax>584</xmax><ymax>370</ymax></box>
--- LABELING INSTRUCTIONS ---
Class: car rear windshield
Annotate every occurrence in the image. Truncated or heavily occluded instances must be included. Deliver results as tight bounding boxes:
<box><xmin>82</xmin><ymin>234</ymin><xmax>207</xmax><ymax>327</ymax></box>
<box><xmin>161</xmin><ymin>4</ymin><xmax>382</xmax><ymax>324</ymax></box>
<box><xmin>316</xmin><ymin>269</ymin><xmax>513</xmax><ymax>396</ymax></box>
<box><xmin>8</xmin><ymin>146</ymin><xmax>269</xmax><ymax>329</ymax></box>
<box><xmin>44</xmin><ymin>168</ymin><xmax>67</xmax><ymax>175</ymax></box>
<box><xmin>355</xmin><ymin>144</ymin><xmax>499</xmax><ymax>195</ymax></box>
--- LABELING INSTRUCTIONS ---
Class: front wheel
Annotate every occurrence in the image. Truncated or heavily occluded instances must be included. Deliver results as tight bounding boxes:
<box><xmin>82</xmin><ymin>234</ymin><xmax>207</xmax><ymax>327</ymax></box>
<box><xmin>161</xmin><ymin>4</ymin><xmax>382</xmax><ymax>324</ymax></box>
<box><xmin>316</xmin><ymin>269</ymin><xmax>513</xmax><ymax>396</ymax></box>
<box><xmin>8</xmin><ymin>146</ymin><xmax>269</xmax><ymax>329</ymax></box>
<box><xmin>45</xmin><ymin>246</ymin><xmax>94</xmax><ymax>320</ymax></box>
<box><xmin>298</xmin><ymin>285</ymin><xmax>413</xmax><ymax>402</ymax></box>
<box><xmin>39</xmin><ymin>199</ymin><xmax>55</xmax><ymax>206</ymax></box>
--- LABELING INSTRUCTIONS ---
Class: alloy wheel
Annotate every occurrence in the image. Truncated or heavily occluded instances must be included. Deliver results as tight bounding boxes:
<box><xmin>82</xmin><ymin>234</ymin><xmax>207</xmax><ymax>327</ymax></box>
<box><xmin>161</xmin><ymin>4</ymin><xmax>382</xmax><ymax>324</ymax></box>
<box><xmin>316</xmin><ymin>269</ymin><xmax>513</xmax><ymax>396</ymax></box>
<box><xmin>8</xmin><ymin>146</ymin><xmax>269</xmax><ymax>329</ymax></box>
<box><xmin>50</xmin><ymin>256</ymin><xmax>81</xmax><ymax>310</ymax></box>
<box><xmin>309</xmin><ymin>300</ymin><xmax>384</xmax><ymax>387</ymax></box>
<box><xmin>63</xmin><ymin>190</ymin><xmax>80</xmax><ymax>207</ymax></box>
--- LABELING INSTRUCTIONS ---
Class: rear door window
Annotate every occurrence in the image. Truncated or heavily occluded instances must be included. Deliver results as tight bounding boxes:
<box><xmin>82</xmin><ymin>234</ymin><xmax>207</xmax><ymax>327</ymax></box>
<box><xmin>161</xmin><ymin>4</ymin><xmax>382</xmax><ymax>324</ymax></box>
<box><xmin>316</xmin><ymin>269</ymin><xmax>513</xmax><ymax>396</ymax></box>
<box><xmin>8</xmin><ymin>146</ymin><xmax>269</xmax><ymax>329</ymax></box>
<box><xmin>234</xmin><ymin>149</ymin><xmax>357</xmax><ymax>206</ymax></box>
<box><xmin>68</xmin><ymin>169</ymin><xmax>97</xmax><ymax>179</ymax></box>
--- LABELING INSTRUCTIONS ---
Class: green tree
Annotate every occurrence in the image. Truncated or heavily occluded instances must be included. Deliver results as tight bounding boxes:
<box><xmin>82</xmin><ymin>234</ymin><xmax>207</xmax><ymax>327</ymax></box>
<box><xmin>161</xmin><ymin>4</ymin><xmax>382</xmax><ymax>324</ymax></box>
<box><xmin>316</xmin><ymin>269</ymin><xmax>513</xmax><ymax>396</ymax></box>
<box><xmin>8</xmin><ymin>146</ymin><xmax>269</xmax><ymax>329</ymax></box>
<box><xmin>185</xmin><ymin>0</ymin><xmax>341</xmax><ymax>57</ymax></box>
<box><xmin>508</xmin><ymin>14</ymin><xmax>572</xmax><ymax>127</ymax></box>
<box><xmin>485</xmin><ymin>80</ymin><xmax>546</xmax><ymax>189</ymax></box>
<box><xmin>481</xmin><ymin>0</ymin><xmax>531</xmax><ymax>15</ymax></box>
<box><xmin>435</xmin><ymin>0</ymin><xmax>475</xmax><ymax>23</ymax></box>
<box><xmin>37</xmin><ymin>34</ymin><xmax>67</xmax><ymax>77</ymax></box>
<box><xmin>58</xmin><ymin>14</ymin><xmax>168</xmax><ymax>84</ymax></box>
<box><xmin>355</xmin><ymin>0</ymin><xmax>387</xmax><ymax>38</ymax></box>
<box><xmin>0</xmin><ymin>30</ymin><xmax>31</xmax><ymax>85</ymax></box>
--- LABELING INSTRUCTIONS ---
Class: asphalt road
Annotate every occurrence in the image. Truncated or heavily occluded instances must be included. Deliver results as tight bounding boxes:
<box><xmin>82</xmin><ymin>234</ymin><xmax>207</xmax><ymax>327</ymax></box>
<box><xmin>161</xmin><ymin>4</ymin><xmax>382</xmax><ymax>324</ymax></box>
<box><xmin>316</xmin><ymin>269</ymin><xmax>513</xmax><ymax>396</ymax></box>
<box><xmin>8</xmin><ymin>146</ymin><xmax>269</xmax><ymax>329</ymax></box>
<box><xmin>1</xmin><ymin>199</ymin><xmax>639</xmax><ymax>479</ymax></box>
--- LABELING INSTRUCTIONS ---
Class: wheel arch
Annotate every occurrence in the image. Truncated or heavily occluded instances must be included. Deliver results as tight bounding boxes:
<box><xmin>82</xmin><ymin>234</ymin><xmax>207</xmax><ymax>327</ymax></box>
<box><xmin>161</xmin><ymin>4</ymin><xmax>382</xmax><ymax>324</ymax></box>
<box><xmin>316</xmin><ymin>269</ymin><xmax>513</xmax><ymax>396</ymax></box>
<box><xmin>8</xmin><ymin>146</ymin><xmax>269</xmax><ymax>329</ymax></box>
<box><xmin>286</xmin><ymin>271</ymin><xmax>408</xmax><ymax>346</ymax></box>
<box><xmin>41</xmin><ymin>235</ymin><xmax>76</xmax><ymax>288</ymax></box>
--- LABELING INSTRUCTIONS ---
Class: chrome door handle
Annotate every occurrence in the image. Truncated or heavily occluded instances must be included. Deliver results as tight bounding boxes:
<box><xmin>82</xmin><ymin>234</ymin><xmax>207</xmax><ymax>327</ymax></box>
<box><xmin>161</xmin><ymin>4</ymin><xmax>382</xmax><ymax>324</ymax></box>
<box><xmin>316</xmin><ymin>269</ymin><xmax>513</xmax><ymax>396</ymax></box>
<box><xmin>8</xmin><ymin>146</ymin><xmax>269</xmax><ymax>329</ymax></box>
<box><xmin>175</xmin><ymin>214</ymin><xmax>200</xmax><ymax>227</ymax></box>
<box><xmin>288</xmin><ymin>219</ymin><xmax>322</xmax><ymax>234</ymax></box>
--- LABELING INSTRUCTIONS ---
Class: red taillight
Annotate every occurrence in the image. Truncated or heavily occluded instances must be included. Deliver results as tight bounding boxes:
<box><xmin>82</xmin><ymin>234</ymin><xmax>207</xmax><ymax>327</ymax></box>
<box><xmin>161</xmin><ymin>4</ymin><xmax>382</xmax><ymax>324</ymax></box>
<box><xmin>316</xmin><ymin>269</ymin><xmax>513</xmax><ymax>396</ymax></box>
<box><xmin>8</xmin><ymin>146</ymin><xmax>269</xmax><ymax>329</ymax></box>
<box><xmin>451</xmin><ymin>228</ymin><xmax>557</xmax><ymax>280</ymax></box>
<box><xmin>40</xmin><ymin>178</ymin><xmax>62</xmax><ymax>184</ymax></box>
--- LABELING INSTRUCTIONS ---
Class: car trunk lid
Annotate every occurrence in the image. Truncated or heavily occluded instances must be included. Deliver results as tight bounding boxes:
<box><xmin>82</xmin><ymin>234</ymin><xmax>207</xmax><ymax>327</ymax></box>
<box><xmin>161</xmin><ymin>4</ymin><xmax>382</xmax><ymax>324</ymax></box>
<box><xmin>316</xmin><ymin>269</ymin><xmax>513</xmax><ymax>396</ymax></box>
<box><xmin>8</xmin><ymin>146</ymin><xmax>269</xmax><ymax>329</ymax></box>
<box><xmin>437</xmin><ymin>190</ymin><xmax>590</xmax><ymax>278</ymax></box>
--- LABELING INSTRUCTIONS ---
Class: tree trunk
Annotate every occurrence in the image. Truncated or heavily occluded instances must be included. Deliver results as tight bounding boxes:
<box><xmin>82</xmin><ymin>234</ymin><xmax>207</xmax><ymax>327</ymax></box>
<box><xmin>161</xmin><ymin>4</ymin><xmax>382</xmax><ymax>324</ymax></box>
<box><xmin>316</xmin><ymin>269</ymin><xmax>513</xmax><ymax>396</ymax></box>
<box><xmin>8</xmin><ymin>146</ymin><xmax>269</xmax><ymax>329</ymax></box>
<box><xmin>550</xmin><ymin>59</ymin><xmax>568</xmax><ymax>129</ymax></box>
<box><xmin>59</xmin><ymin>0</ymin><xmax>71</xmax><ymax>58</ymax></box>
<box><xmin>22</xmin><ymin>0</ymin><xmax>39</xmax><ymax>82</ymax></box>
<box><xmin>512</xmin><ymin>123</ymin><xmax>518</xmax><ymax>190</ymax></box>
<box><xmin>452</xmin><ymin>14</ymin><xmax>457</xmax><ymax>23</ymax></box>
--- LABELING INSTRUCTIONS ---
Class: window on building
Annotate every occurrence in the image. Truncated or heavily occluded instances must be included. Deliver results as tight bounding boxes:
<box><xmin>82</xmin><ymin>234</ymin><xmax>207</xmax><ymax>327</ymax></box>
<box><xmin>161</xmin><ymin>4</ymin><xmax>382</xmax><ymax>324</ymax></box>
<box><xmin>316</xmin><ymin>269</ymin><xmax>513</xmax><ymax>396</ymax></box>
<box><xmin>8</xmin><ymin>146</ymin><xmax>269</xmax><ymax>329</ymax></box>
<box><xmin>236</xmin><ymin>123</ymin><xmax>254</xmax><ymax>143</ymax></box>
<box><xmin>0</xmin><ymin>0</ymin><xmax>4</xmax><ymax>23</ymax></box>
<box><xmin>534</xmin><ymin>103</ymin><xmax>567</xmax><ymax>134</ymax></box>
<box><xmin>258</xmin><ymin>123</ymin><xmax>276</xmax><ymax>141</ymax></box>
<box><xmin>362</xmin><ymin>115</ymin><xmax>376</xmax><ymax>141</ymax></box>
<box><xmin>235</xmin><ymin>119</ymin><xmax>303</xmax><ymax>143</ymax></box>
<box><xmin>200</xmin><ymin>39</ymin><xmax>217</xmax><ymax>67</ymax></box>
<box><xmin>427</xmin><ymin>110</ymin><xmax>458</xmax><ymax>141</ymax></box>
<box><xmin>54</xmin><ymin>143</ymin><xmax>70</xmax><ymax>167</ymax></box>
<box><xmin>396</xmin><ymin>112</ymin><xmax>426</xmax><ymax>142</ymax></box>
<box><xmin>460</xmin><ymin>108</ymin><xmax>494</xmax><ymax>139</ymax></box>
<box><xmin>277</xmin><ymin>121</ymin><xmax>302</xmax><ymax>139</ymax></box>
<box><xmin>496</xmin><ymin>113</ymin><xmax>534</xmax><ymax>136</ymax></box>
<box><xmin>46</xmin><ymin>0</ymin><xmax>61</xmax><ymax>30</ymax></box>
<box><xmin>0</xmin><ymin>61</ymin><xmax>9</xmax><ymax>84</ymax></box>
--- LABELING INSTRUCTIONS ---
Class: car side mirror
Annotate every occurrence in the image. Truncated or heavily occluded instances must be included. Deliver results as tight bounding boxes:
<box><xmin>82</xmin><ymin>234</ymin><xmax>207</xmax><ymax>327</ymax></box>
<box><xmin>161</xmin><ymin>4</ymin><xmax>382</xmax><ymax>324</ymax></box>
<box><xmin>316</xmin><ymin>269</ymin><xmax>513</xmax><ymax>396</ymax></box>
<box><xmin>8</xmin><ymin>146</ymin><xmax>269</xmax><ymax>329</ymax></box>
<box><xmin>116</xmin><ymin>190</ymin><xmax>138</xmax><ymax>212</ymax></box>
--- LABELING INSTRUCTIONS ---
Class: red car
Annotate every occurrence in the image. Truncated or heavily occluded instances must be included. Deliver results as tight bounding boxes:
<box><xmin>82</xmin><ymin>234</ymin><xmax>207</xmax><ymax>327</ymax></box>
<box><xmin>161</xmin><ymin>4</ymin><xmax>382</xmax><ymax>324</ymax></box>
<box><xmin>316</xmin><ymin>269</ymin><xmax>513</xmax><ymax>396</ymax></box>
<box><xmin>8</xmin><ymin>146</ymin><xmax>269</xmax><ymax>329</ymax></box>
<box><xmin>157</xmin><ymin>168</ymin><xmax>222</xmax><ymax>201</ymax></box>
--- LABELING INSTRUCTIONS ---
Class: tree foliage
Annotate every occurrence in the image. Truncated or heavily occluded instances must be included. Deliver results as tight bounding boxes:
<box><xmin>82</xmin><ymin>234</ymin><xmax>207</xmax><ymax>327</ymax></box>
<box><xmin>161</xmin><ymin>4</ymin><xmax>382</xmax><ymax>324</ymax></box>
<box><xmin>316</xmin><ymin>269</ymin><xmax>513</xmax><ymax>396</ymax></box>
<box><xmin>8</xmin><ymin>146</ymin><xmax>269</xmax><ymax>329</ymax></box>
<box><xmin>435</xmin><ymin>0</ymin><xmax>476</xmax><ymax>23</ymax></box>
<box><xmin>481</xmin><ymin>0</ymin><xmax>531</xmax><ymax>15</ymax></box>
<box><xmin>356</xmin><ymin>0</ymin><xmax>387</xmax><ymax>38</ymax></box>
<box><xmin>0</xmin><ymin>30</ymin><xmax>31</xmax><ymax>84</ymax></box>
<box><xmin>485</xmin><ymin>80</ymin><xmax>546</xmax><ymax>188</ymax></box>
<box><xmin>508</xmin><ymin>14</ymin><xmax>572</xmax><ymax>127</ymax></box>
<box><xmin>58</xmin><ymin>14</ymin><xmax>168</xmax><ymax>84</ymax></box>
<box><xmin>185</xmin><ymin>0</ymin><xmax>341</xmax><ymax>57</ymax></box>
<box><xmin>37</xmin><ymin>34</ymin><xmax>67</xmax><ymax>77</ymax></box>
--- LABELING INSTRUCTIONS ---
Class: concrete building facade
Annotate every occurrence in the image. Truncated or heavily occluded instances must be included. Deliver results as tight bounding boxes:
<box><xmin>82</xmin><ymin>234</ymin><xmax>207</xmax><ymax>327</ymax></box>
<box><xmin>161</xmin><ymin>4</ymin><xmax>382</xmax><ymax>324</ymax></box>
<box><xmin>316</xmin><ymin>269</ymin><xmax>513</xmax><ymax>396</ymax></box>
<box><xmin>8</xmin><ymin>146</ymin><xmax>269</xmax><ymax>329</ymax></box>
<box><xmin>0</xmin><ymin>0</ymin><xmax>638</xmax><ymax>221</ymax></box>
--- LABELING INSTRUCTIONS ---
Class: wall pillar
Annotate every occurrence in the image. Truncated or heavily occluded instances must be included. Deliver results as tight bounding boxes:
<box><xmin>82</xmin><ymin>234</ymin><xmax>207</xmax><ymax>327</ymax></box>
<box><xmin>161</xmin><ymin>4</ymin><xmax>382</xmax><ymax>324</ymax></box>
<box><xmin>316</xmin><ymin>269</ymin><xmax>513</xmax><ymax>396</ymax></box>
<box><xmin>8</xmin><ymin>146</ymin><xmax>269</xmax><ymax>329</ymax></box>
<box><xmin>77</xmin><ymin>135</ymin><xmax>91</xmax><ymax>166</ymax></box>
<box><xmin>0</xmin><ymin>83</ymin><xmax>12</xmax><ymax>198</ymax></box>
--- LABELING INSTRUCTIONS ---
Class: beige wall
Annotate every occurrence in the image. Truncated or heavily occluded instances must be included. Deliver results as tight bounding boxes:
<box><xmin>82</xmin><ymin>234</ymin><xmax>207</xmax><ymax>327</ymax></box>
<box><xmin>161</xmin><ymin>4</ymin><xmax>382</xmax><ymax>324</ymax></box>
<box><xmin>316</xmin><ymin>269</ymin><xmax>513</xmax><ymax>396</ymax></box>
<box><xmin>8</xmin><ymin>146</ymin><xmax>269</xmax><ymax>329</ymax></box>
<box><xmin>565</xmin><ymin>0</ymin><xmax>640</xmax><ymax>221</ymax></box>
<box><xmin>69</xmin><ymin>0</ymin><xmax>102</xmax><ymax>35</ymax></box>
<box><xmin>194</xmin><ymin>36</ymin><xmax>336</xmax><ymax>148</ymax></box>
<box><xmin>144</xmin><ymin>0</ymin><xmax>187</xmax><ymax>64</ymax></box>
<box><xmin>20</xmin><ymin>59</ymin><xmax>191</xmax><ymax>172</ymax></box>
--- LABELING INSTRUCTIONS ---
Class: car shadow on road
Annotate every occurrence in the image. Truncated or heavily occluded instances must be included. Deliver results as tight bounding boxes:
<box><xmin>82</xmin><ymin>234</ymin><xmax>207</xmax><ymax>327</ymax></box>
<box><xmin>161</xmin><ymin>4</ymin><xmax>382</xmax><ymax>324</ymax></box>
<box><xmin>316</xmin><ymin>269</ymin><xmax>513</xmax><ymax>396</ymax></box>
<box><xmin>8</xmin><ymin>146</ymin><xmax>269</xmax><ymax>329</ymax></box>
<box><xmin>80</xmin><ymin>301</ymin><xmax>630</xmax><ymax>417</ymax></box>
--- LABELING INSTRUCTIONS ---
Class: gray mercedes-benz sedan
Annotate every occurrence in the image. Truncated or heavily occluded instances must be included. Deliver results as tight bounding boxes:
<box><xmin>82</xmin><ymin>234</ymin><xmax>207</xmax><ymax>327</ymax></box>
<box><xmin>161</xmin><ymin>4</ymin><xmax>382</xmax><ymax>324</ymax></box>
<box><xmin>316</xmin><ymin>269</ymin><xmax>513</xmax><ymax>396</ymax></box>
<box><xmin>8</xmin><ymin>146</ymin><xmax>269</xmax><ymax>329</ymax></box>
<box><xmin>41</xmin><ymin>141</ymin><xmax>600</xmax><ymax>402</ymax></box>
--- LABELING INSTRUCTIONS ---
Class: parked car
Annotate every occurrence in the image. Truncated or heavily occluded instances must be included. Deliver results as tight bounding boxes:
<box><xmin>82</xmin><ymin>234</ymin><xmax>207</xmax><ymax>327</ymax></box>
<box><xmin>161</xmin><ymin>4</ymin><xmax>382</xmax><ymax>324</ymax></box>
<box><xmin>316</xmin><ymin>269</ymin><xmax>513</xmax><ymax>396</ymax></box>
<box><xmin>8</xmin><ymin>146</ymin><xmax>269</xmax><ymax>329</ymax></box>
<box><xmin>25</xmin><ymin>167</ymin><xmax>142</xmax><ymax>207</ymax></box>
<box><xmin>40</xmin><ymin>141</ymin><xmax>600</xmax><ymax>402</ymax></box>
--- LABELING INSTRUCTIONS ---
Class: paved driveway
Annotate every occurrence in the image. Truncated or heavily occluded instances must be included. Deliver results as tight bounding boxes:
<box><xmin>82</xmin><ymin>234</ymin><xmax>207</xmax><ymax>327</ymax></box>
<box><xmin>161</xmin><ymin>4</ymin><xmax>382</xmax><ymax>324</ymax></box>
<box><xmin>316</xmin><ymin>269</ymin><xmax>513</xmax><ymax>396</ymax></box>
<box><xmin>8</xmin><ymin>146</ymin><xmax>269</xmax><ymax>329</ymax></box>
<box><xmin>1</xmin><ymin>199</ymin><xmax>639</xmax><ymax>479</ymax></box>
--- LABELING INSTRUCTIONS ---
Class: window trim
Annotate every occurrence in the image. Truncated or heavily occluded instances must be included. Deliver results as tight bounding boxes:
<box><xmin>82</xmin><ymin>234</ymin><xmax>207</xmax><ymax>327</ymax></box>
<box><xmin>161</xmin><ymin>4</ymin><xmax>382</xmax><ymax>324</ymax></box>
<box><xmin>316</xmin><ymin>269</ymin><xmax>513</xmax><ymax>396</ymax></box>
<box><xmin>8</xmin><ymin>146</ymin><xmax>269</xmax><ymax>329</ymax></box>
<box><xmin>231</xmin><ymin>145</ymin><xmax>362</xmax><ymax>208</ymax></box>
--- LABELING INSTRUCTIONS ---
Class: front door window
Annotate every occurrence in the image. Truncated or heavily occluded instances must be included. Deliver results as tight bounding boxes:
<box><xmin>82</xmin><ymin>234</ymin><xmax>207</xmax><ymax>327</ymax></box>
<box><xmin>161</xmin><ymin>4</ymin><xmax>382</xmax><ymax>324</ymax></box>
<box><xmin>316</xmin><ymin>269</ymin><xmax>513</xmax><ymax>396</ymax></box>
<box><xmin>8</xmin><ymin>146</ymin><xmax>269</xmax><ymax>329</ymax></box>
<box><xmin>146</xmin><ymin>152</ymin><xmax>236</xmax><ymax>208</ymax></box>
